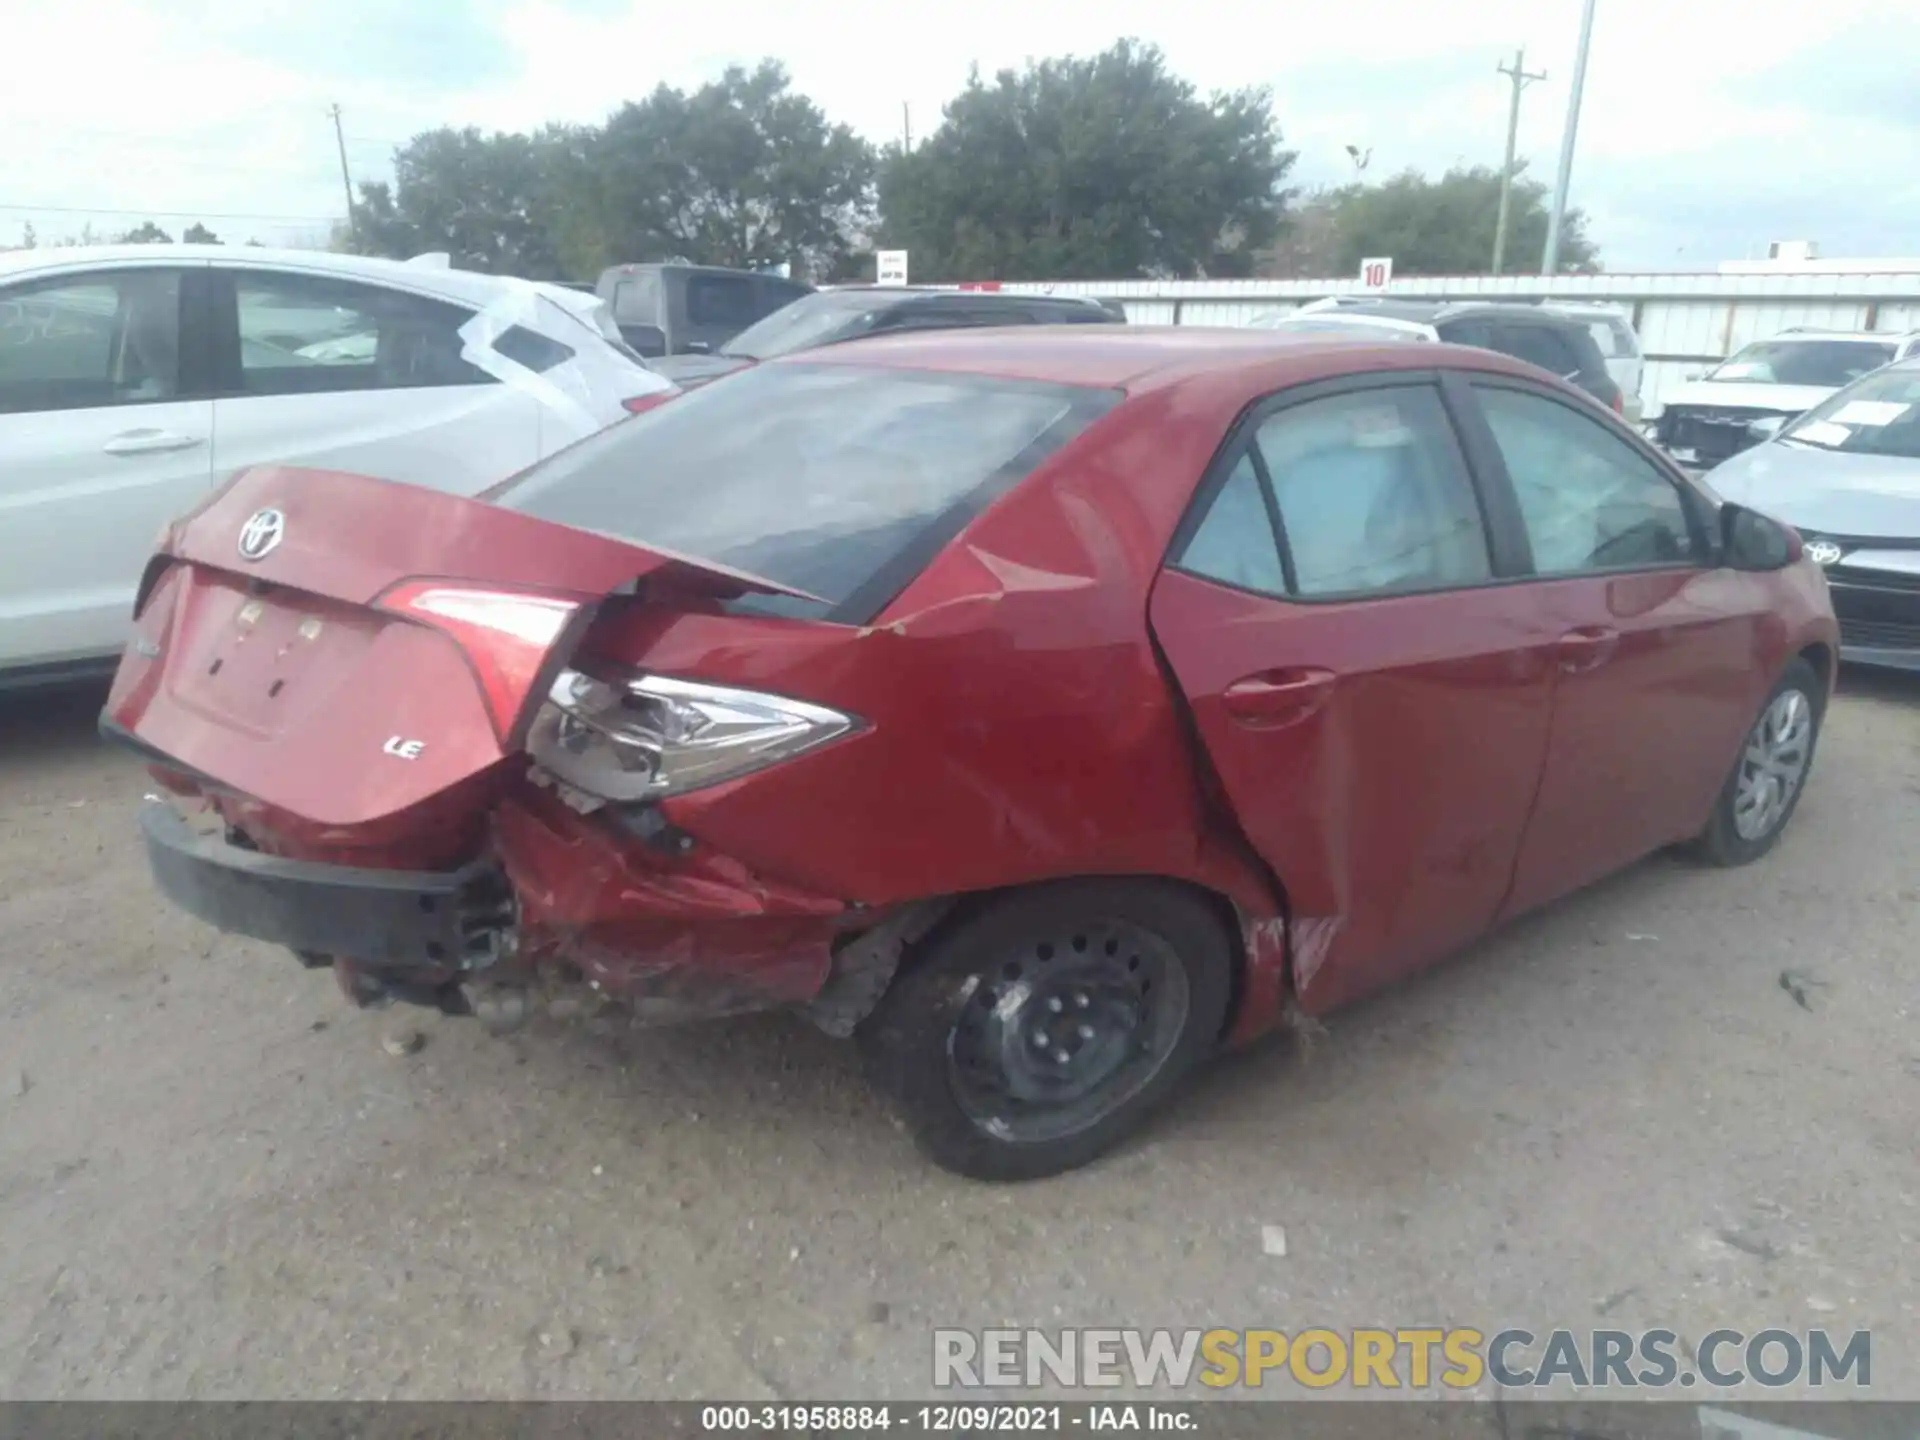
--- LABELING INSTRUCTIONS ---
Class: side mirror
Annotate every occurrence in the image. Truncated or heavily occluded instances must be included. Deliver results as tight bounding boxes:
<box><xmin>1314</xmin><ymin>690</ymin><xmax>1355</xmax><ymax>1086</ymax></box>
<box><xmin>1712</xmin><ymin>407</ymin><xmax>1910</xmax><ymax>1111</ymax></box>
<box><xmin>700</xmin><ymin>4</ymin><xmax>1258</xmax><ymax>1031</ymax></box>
<box><xmin>1747</xmin><ymin>415</ymin><xmax>1790</xmax><ymax>442</ymax></box>
<box><xmin>619</xmin><ymin>323</ymin><xmax>667</xmax><ymax>358</ymax></box>
<box><xmin>1720</xmin><ymin>502</ymin><xmax>1800</xmax><ymax>572</ymax></box>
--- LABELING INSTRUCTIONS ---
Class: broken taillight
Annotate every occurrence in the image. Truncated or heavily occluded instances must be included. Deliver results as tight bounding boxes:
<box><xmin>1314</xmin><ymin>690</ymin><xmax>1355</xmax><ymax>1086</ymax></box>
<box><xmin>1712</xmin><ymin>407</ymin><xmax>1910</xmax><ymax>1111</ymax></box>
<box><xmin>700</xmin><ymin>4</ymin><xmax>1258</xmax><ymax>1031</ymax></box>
<box><xmin>376</xmin><ymin>582</ymin><xmax>584</xmax><ymax>742</ymax></box>
<box><xmin>525</xmin><ymin>667</ymin><xmax>859</xmax><ymax>806</ymax></box>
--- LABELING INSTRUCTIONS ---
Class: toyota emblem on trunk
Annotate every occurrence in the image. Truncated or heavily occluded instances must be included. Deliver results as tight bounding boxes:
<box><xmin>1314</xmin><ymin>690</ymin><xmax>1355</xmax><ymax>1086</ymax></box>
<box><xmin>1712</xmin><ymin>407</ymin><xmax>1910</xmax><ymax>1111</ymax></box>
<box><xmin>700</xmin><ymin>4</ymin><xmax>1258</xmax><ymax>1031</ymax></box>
<box><xmin>237</xmin><ymin>508</ymin><xmax>285</xmax><ymax>561</ymax></box>
<box><xmin>1804</xmin><ymin>539</ymin><xmax>1843</xmax><ymax>566</ymax></box>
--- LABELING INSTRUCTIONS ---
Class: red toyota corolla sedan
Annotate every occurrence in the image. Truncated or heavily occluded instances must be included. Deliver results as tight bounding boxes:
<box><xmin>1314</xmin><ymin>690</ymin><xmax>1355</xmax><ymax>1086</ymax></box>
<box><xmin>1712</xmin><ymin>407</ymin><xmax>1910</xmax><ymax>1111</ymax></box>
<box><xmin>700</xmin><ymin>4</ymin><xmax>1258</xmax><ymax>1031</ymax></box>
<box><xmin>103</xmin><ymin>328</ymin><xmax>1838</xmax><ymax>1181</ymax></box>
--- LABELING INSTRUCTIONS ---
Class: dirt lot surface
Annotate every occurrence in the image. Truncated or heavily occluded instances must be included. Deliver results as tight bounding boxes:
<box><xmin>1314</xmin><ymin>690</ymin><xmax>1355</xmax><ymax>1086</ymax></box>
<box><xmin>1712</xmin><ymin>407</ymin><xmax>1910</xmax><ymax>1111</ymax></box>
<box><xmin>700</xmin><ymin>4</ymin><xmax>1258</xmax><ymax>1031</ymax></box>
<box><xmin>1</xmin><ymin>674</ymin><xmax>1917</xmax><ymax>1402</ymax></box>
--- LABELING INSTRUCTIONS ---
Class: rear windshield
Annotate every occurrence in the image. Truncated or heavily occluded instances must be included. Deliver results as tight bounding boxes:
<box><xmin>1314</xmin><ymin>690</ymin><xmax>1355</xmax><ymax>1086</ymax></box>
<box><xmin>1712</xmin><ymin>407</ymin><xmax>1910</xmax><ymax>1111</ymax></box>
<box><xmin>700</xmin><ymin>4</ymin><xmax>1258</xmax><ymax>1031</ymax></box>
<box><xmin>492</xmin><ymin>363</ymin><xmax>1120</xmax><ymax>622</ymax></box>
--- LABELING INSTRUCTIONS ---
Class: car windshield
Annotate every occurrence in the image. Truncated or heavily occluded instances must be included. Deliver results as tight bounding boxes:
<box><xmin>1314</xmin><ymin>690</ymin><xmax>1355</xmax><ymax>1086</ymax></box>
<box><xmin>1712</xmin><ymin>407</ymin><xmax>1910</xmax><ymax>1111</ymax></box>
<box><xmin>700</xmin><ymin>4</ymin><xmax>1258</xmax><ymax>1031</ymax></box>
<box><xmin>1705</xmin><ymin>339</ymin><xmax>1896</xmax><ymax>388</ymax></box>
<box><xmin>720</xmin><ymin>292</ymin><xmax>900</xmax><ymax>360</ymax></box>
<box><xmin>1780</xmin><ymin>365</ymin><xmax>1920</xmax><ymax>459</ymax></box>
<box><xmin>491</xmin><ymin>362</ymin><xmax>1120</xmax><ymax>620</ymax></box>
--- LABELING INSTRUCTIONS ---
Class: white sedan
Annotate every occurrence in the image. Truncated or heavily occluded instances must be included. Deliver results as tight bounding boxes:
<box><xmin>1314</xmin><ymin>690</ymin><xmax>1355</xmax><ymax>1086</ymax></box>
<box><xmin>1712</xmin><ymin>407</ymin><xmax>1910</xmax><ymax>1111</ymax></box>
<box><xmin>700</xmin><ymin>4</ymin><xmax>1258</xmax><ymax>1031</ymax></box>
<box><xmin>0</xmin><ymin>245</ymin><xmax>674</xmax><ymax>687</ymax></box>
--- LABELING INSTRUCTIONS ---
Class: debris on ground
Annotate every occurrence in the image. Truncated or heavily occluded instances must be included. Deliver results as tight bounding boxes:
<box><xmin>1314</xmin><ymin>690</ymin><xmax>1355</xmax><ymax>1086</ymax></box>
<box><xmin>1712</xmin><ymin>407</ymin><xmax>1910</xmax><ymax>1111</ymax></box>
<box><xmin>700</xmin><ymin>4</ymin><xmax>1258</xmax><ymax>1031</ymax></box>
<box><xmin>1261</xmin><ymin>1224</ymin><xmax>1288</xmax><ymax>1257</ymax></box>
<box><xmin>11</xmin><ymin>1069</ymin><xmax>28</xmax><ymax>1098</ymax></box>
<box><xmin>1806</xmin><ymin>1297</ymin><xmax>1838</xmax><ymax>1313</ymax></box>
<box><xmin>1595</xmin><ymin>1286</ymin><xmax>1640</xmax><ymax>1316</ymax></box>
<box><xmin>1778</xmin><ymin>969</ymin><xmax>1828</xmax><ymax>1011</ymax></box>
<box><xmin>381</xmin><ymin>1028</ymin><xmax>426</xmax><ymax>1057</ymax></box>
<box><xmin>1625</xmin><ymin>933</ymin><xmax>1659</xmax><ymax>943</ymax></box>
<box><xmin>865</xmin><ymin>1300</ymin><xmax>892</xmax><ymax>1325</ymax></box>
<box><xmin>1715</xmin><ymin>1227</ymin><xmax>1780</xmax><ymax>1261</ymax></box>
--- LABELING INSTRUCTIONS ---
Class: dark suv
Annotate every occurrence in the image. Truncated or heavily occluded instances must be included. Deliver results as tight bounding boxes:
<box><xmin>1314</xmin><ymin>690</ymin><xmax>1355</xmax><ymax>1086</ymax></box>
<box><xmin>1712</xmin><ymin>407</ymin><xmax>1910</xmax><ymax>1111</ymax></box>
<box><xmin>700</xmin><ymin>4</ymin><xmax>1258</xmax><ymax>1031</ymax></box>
<box><xmin>594</xmin><ymin>263</ymin><xmax>814</xmax><ymax>358</ymax></box>
<box><xmin>647</xmin><ymin>287</ymin><xmax>1125</xmax><ymax>386</ymax></box>
<box><xmin>1253</xmin><ymin>298</ymin><xmax>1627</xmax><ymax>415</ymax></box>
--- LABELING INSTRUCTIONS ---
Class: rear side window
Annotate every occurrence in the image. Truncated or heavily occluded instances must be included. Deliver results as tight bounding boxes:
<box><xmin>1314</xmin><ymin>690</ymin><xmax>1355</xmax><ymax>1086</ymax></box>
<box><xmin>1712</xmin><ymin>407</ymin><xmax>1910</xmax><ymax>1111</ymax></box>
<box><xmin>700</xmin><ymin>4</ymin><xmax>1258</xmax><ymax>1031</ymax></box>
<box><xmin>230</xmin><ymin>271</ymin><xmax>490</xmax><ymax>394</ymax></box>
<box><xmin>686</xmin><ymin>275</ymin><xmax>762</xmax><ymax>328</ymax></box>
<box><xmin>493</xmin><ymin>363</ymin><xmax>1120</xmax><ymax>620</ymax></box>
<box><xmin>1177</xmin><ymin>386</ymin><xmax>1492</xmax><ymax>599</ymax></box>
<box><xmin>1488</xmin><ymin>322</ymin><xmax>1585</xmax><ymax>378</ymax></box>
<box><xmin>492</xmin><ymin>324</ymin><xmax>573</xmax><ymax>373</ymax></box>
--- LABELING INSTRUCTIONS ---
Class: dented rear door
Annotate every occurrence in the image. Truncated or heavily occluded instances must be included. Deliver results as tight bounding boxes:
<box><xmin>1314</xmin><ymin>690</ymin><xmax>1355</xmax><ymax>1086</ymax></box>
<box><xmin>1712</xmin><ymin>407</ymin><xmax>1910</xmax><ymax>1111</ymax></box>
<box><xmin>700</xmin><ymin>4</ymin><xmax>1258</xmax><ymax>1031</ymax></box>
<box><xmin>1147</xmin><ymin>378</ymin><xmax>1561</xmax><ymax>1013</ymax></box>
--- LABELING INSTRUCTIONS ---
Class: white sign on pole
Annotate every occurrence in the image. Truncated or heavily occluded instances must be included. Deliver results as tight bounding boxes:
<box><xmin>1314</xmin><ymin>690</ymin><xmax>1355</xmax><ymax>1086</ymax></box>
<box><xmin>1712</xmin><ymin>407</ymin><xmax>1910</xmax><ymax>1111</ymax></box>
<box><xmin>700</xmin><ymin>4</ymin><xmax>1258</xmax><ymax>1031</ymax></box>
<box><xmin>876</xmin><ymin>250</ymin><xmax>910</xmax><ymax>287</ymax></box>
<box><xmin>1358</xmin><ymin>256</ymin><xmax>1394</xmax><ymax>291</ymax></box>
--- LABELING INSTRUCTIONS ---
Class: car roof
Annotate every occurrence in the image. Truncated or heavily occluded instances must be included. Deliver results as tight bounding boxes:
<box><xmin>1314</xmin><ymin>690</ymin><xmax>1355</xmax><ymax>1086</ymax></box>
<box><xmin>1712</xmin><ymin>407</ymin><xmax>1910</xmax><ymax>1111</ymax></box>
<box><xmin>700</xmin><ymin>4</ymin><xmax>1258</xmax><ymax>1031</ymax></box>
<box><xmin>789</xmin><ymin>324</ymin><xmax>1544</xmax><ymax>394</ymax></box>
<box><xmin>1763</xmin><ymin>328</ymin><xmax>1920</xmax><ymax>344</ymax></box>
<box><xmin>0</xmin><ymin>244</ymin><xmax>578</xmax><ymax>310</ymax></box>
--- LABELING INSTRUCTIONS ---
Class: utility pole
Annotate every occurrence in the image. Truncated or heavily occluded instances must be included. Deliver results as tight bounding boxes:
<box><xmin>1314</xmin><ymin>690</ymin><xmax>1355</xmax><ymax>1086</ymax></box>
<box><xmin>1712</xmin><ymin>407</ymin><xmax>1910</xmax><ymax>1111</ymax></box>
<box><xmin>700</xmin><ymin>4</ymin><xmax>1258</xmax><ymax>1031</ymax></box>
<box><xmin>902</xmin><ymin>102</ymin><xmax>912</xmax><ymax>152</ymax></box>
<box><xmin>1492</xmin><ymin>48</ymin><xmax>1546</xmax><ymax>275</ymax></box>
<box><xmin>1541</xmin><ymin>0</ymin><xmax>1597</xmax><ymax>275</ymax></box>
<box><xmin>328</xmin><ymin>103</ymin><xmax>356</xmax><ymax>239</ymax></box>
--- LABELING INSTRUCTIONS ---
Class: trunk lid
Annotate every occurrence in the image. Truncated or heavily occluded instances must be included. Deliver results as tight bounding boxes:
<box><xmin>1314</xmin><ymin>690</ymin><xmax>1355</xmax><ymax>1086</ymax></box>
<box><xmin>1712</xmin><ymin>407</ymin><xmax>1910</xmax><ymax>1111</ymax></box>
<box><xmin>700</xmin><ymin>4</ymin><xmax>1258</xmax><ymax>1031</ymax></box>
<box><xmin>106</xmin><ymin>464</ymin><xmax>818</xmax><ymax>852</ymax></box>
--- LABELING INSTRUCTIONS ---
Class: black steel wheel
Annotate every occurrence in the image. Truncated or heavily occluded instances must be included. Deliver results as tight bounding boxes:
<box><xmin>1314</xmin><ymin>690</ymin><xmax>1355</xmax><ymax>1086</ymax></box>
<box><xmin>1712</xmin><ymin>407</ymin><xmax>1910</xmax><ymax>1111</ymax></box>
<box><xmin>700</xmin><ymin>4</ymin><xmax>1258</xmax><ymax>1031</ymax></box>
<box><xmin>858</xmin><ymin>879</ymin><xmax>1232</xmax><ymax>1181</ymax></box>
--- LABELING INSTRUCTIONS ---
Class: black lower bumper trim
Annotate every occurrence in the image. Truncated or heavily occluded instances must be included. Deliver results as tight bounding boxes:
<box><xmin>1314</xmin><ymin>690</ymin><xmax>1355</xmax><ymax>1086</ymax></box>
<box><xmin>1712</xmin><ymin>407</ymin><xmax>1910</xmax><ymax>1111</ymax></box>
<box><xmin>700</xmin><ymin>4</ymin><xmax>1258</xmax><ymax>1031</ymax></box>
<box><xmin>139</xmin><ymin>803</ymin><xmax>511</xmax><ymax>969</ymax></box>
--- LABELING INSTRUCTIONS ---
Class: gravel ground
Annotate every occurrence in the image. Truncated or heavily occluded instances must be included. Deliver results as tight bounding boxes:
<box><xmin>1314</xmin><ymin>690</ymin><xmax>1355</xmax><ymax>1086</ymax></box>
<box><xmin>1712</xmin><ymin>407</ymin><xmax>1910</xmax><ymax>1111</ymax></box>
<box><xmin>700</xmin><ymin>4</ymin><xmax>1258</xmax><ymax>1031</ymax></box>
<box><xmin>1</xmin><ymin>673</ymin><xmax>1916</xmax><ymax>1403</ymax></box>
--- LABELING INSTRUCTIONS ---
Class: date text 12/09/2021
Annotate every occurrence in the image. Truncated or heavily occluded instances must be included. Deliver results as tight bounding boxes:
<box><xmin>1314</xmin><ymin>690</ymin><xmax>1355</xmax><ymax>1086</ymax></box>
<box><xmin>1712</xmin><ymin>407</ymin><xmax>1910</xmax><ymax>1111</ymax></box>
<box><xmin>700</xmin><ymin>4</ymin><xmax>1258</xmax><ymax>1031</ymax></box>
<box><xmin>700</xmin><ymin>1405</ymin><xmax>1193</xmax><ymax>1432</ymax></box>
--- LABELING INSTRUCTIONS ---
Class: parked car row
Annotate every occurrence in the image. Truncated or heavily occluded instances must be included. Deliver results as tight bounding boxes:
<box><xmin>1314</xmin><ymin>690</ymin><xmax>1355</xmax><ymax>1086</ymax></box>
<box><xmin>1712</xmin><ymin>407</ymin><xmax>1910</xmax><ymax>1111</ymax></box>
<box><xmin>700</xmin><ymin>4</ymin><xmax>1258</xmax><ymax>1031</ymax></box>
<box><xmin>1247</xmin><ymin>296</ymin><xmax>1642</xmax><ymax>422</ymax></box>
<box><xmin>0</xmin><ymin>245</ymin><xmax>675</xmax><ymax>687</ymax></box>
<box><xmin>1654</xmin><ymin>327</ymin><xmax>1920</xmax><ymax>469</ymax></box>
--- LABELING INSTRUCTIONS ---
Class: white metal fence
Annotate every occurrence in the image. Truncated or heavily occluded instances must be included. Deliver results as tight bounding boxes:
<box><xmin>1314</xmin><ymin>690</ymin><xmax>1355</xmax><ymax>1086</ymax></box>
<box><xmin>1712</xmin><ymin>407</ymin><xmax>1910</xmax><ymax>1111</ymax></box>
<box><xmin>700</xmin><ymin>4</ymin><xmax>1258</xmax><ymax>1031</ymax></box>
<box><xmin>991</xmin><ymin>273</ymin><xmax>1920</xmax><ymax>417</ymax></box>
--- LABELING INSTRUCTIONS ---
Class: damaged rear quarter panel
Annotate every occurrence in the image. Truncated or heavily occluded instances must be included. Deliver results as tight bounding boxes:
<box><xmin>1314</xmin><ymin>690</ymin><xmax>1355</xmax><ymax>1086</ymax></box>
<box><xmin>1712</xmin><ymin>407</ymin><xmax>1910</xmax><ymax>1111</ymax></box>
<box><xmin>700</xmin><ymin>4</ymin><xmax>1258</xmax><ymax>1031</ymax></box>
<box><xmin>578</xmin><ymin>384</ymin><xmax>1290</xmax><ymax>1028</ymax></box>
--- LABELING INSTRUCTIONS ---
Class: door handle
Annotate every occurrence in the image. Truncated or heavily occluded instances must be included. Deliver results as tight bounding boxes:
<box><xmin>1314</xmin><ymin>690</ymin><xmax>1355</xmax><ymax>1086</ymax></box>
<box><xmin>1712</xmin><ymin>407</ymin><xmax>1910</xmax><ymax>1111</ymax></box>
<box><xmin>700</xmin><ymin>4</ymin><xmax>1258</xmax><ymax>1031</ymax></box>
<box><xmin>103</xmin><ymin>429</ymin><xmax>205</xmax><ymax>456</ymax></box>
<box><xmin>1554</xmin><ymin>626</ymin><xmax>1620</xmax><ymax>674</ymax></box>
<box><xmin>1222</xmin><ymin>668</ymin><xmax>1335</xmax><ymax>729</ymax></box>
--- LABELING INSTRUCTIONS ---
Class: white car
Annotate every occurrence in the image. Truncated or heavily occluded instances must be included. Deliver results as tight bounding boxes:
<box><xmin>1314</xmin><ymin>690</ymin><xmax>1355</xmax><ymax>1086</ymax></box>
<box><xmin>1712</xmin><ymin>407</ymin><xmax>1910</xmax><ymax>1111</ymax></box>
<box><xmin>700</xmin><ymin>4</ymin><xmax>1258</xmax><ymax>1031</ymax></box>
<box><xmin>1653</xmin><ymin>327</ymin><xmax>1920</xmax><ymax>470</ymax></box>
<box><xmin>0</xmin><ymin>245</ymin><xmax>674</xmax><ymax>687</ymax></box>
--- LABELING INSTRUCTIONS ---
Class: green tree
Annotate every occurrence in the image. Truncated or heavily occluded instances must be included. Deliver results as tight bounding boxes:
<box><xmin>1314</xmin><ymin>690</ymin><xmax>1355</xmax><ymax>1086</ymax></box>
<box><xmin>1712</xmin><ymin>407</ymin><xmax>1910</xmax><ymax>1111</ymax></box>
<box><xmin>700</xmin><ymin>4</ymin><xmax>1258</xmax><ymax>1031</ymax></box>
<box><xmin>117</xmin><ymin>221</ymin><xmax>173</xmax><ymax>244</ymax></box>
<box><xmin>181</xmin><ymin>222</ymin><xmax>221</xmax><ymax>244</ymax></box>
<box><xmin>878</xmin><ymin>39</ymin><xmax>1294</xmax><ymax>281</ymax></box>
<box><xmin>344</xmin><ymin>128</ymin><xmax>567</xmax><ymax>277</ymax></box>
<box><xmin>1321</xmin><ymin>164</ymin><xmax>1600</xmax><ymax>276</ymax></box>
<box><xmin>588</xmin><ymin>61</ymin><xmax>875</xmax><ymax>278</ymax></box>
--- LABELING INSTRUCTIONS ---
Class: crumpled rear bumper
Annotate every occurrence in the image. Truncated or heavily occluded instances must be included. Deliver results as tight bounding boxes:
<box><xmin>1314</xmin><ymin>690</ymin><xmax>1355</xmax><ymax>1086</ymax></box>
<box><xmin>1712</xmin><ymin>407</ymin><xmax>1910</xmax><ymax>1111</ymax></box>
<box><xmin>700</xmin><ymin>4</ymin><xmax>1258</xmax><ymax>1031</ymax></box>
<box><xmin>139</xmin><ymin>800</ymin><xmax>513</xmax><ymax>971</ymax></box>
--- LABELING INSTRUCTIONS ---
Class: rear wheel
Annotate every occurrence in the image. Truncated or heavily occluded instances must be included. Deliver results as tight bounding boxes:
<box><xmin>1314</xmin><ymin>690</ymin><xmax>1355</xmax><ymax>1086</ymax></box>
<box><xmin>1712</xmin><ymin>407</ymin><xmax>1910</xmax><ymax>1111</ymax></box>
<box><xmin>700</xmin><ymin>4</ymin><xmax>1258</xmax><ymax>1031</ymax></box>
<box><xmin>857</xmin><ymin>879</ymin><xmax>1232</xmax><ymax>1182</ymax></box>
<box><xmin>1693</xmin><ymin>657</ymin><xmax>1823</xmax><ymax>867</ymax></box>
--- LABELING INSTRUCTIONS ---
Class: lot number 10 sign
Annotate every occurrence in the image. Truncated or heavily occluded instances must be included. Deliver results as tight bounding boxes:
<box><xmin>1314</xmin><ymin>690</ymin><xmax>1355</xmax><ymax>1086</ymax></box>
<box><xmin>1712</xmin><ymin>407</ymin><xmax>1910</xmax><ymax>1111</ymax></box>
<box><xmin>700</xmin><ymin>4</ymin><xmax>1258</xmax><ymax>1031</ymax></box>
<box><xmin>1359</xmin><ymin>256</ymin><xmax>1393</xmax><ymax>291</ymax></box>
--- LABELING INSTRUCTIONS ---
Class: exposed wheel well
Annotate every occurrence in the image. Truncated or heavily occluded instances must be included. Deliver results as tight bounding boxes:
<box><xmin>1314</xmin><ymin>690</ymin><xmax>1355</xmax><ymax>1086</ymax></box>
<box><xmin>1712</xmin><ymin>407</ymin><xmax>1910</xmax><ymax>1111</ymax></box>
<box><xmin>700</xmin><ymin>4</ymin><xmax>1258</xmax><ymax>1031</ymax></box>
<box><xmin>1795</xmin><ymin>642</ymin><xmax>1834</xmax><ymax>709</ymax></box>
<box><xmin>890</xmin><ymin>874</ymin><xmax>1273</xmax><ymax>1042</ymax></box>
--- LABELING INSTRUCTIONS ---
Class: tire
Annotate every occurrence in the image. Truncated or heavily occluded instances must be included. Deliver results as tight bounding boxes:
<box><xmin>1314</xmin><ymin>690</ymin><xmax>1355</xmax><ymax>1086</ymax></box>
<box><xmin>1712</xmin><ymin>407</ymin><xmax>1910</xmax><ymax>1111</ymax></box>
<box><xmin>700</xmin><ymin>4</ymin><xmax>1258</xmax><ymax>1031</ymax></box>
<box><xmin>1692</xmin><ymin>657</ymin><xmax>1824</xmax><ymax>867</ymax></box>
<box><xmin>857</xmin><ymin>879</ymin><xmax>1233</xmax><ymax>1182</ymax></box>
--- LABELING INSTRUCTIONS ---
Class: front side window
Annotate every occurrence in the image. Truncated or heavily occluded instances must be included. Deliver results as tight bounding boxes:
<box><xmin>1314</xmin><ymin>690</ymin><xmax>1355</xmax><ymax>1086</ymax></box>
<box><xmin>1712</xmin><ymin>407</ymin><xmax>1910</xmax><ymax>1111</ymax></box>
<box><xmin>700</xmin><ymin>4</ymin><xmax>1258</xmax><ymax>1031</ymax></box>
<box><xmin>492</xmin><ymin>363</ymin><xmax>1120</xmax><ymax>619</ymax></box>
<box><xmin>1254</xmin><ymin>387</ymin><xmax>1492</xmax><ymax>598</ymax></box>
<box><xmin>231</xmin><ymin>272</ymin><xmax>490</xmax><ymax>395</ymax></box>
<box><xmin>0</xmin><ymin>270</ymin><xmax>182</xmax><ymax>414</ymax></box>
<box><xmin>1475</xmin><ymin>385</ymin><xmax>1697</xmax><ymax>574</ymax></box>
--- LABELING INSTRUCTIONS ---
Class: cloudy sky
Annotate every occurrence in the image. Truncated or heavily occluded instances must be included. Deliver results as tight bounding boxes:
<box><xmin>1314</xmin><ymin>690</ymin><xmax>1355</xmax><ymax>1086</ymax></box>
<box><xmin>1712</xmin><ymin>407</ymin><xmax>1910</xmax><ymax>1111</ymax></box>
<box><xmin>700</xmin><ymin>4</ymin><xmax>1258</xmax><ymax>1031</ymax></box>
<box><xmin>5</xmin><ymin>0</ymin><xmax>1918</xmax><ymax>271</ymax></box>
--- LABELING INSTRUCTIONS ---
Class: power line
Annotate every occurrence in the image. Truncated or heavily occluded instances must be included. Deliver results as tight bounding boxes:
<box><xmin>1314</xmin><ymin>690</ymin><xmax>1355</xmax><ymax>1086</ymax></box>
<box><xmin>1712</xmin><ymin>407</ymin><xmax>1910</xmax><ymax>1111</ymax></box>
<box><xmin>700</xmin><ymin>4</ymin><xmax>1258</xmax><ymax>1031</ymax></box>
<box><xmin>0</xmin><ymin>202</ymin><xmax>339</xmax><ymax>222</ymax></box>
